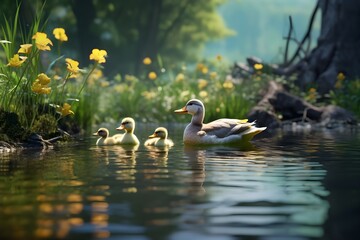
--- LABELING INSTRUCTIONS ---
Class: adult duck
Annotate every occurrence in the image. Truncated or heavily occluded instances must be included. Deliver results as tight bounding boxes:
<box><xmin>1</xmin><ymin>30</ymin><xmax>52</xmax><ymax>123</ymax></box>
<box><xmin>93</xmin><ymin>128</ymin><xmax>118</xmax><ymax>146</ymax></box>
<box><xmin>115</xmin><ymin>117</ymin><xmax>140</xmax><ymax>145</ymax></box>
<box><xmin>144</xmin><ymin>127</ymin><xmax>174</xmax><ymax>147</ymax></box>
<box><xmin>174</xmin><ymin>99</ymin><xmax>266</xmax><ymax>145</ymax></box>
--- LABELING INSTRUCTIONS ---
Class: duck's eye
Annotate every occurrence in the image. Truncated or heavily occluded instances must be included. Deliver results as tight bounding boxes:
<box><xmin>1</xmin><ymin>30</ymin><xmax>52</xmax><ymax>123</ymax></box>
<box><xmin>122</xmin><ymin>121</ymin><xmax>129</xmax><ymax>125</ymax></box>
<box><xmin>155</xmin><ymin>131</ymin><xmax>160</xmax><ymax>134</ymax></box>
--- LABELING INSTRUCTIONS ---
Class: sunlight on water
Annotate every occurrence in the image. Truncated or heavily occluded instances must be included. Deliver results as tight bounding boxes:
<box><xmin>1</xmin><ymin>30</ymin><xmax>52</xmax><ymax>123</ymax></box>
<box><xmin>0</xmin><ymin>128</ymin><xmax>359</xmax><ymax>239</ymax></box>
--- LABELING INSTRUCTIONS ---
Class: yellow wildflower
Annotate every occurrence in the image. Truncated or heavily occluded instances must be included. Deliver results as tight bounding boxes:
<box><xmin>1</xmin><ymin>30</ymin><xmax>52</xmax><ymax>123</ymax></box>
<box><xmin>65</xmin><ymin>58</ymin><xmax>80</xmax><ymax>74</ymax></box>
<box><xmin>254</xmin><ymin>63</ymin><xmax>263</xmax><ymax>70</ymax></box>
<box><xmin>335</xmin><ymin>72</ymin><xmax>345</xmax><ymax>89</ymax></box>
<box><xmin>197</xmin><ymin>79</ymin><xmax>208</xmax><ymax>89</ymax></box>
<box><xmin>89</xmin><ymin>48</ymin><xmax>107</xmax><ymax>63</ymax></box>
<box><xmin>57</xmin><ymin>103</ymin><xmax>74</xmax><ymax>117</ymax></box>
<box><xmin>201</xmin><ymin>66</ymin><xmax>209</xmax><ymax>74</ymax></box>
<box><xmin>223</xmin><ymin>80</ymin><xmax>234</xmax><ymax>89</ymax></box>
<box><xmin>37</xmin><ymin>73</ymin><xmax>51</xmax><ymax>85</ymax></box>
<box><xmin>216</xmin><ymin>55</ymin><xmax>222</xmax><ymax>62</ymax></box>
<box><xmin>7</xmin><ymin>54</ymin><xmax>27</xmax><ymax>67</ymax></box>
<box><xmin>53</xmin><ymin>28</ymin><xmax>68</xmax><ymax>42</ymax></box>
<box><xmin>196</xmin><ymin>63</ymin><xmax>205</xmax><ymax>72</ymax></box>
<box><xmin>148</xmin><ymin>71</ymin><xmax>157</xmax><ymax>80</ymax></box>
<box><xmin>210</xmin><ymin>71</ymin><xmax>217</xmax><ymax>79</ymax></box>
<box><xmin>100</xmin><ymin>81</ymin><xmax>110</xmax><ymax>87</ymax></box>
<box><xmin>18</xmin><ymin>44</ymin><xmax>32</xmax><ymax>54</ymax></box>
<box><xmin>31</xmin><ymin>80</ymin><xmax>52</xmax><ymax>95</ymax></box>
<box><xmin>141</xmin><ymin>91</ymin><xmax>156</xmax><ymax>100</ymax></box>
<box><xmin>175</xmin><ymin>73</ymin><xmax>185</xmax><ymax>83</ymax></box>
<box><xmin>143</xmin><ymin>57</ymin><xmax>152</xmax><ymax>65</ymax></box>
<box><xmin>199</xmin><ymin>90</ymin><xmax>208</xmax><ymax>98</ymax></box>
<box><xmin>32</xmin><ymin>32</ymin><xmax>53</xmax><ymax>51</ymax></box>
<box><xmin>307</xmin><ymin>88</ymin><xmax>317</xmax><ymax>101</ymax></box>
<box><xmin>114</xmin><ymin>84</ymin><xmax>126</xmax><ymax>93</ymax></box>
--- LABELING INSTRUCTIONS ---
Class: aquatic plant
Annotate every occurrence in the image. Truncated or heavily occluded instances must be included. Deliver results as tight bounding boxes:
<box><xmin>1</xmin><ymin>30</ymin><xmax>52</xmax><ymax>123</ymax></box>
<box><xmin>0</xmin><ymin>4</ymin><xmax>106</xmax><ymax>137</ymax></box>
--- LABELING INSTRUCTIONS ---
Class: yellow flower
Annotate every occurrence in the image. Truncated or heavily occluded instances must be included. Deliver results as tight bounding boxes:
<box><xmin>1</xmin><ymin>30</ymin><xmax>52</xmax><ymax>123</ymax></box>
<box><xmin>308</xmin><ymin>87</ymin><xmax>317</xmax><ymax>100</ymax></box>
<box><xmin>143</xmin><ymin>57</ymin><xmax>152</xmax><ymax>65</ymax></box>
<box><xmin>53</xmin><ymin>28</ymin><xmax>68</xmax><ymax>42</ymax></box>
<box><xmin>18</xmin><ymin>44</ymin><xmax>32</xmax><ymax>54</ymax></box>
<box><xmin>216</xmin><ymin>55</ymin><xmax>222</xmax><ymax>62</ymax></box>
<box><xmin>254</xmin><ymin>63</ymin><xmax>263</xmax><ymax>70</ymax></box>
<box><xmin>7</xmin><ymin>54</ymin><xmax>27</xmax><ymax>67</ymax></box>
<box><xmin>100</xmin><ymin>81</ymin><xmax>110</xmax><ymax>87</ymax></box>
<box><xmin>197</xmin><ymin>79</ymin><xmax>208</xmax><ymax>89</ymax></box>
<box><xmin>89</xmin><ymin>48</ymin><xmax>107</xmax><ymax>63</ymax></box>
<box><xmin>210</xmin><ymin>71</ymin><xmax>217</xmax><ymax>79</ymax></box>
<box><xmin>57</xmin><ymin>103</ymin><xmax>74</xmax><ymax>117</ymax></box>
<box><xmin>335</xmin><ymin>72</ymin><xmax>345</xmax><ymax>89</ymax></box>
<box><xmin>141</xmin><ymin>91</ymin><xmax>156</xmax><ymax>100</ymax></box>
<box><xmin>37</xmin><ymin>73</ymin><xmax>51</xmax><ymax>85</ymax></box>
<box><xmin>337</xmin><ymin>72</ymin><xmax>345</xmax><ymax>81</ymax></box>
<box><xmin>175</xmin><ymin>73</ymin><xmax>185</xmax><ymax>83</ymax></box>
<box><xmin>32</xmin><ymin>32</ymin><xmax>53</xmax><ymax>51</ymax></box>
<box><xmin>199</xmin><ymin>90</ymin><xmax>208</xmax><ymax>98</ymax></box>
<box><xmin>65</xmin><ymin>58</ymin><xmax>80</xmax><ymax>74</ymax></box>
<box><xmin>31</xmin><ymin>80</ymin><xmax>52</xmax><ymax>95</ymax></box>
<box><xmin>201</xmin><ymin>66</ymin><xmax>209</xmax><ymax>74</ymax></box>
<box><xmin>223</xmin><ymin>80</ymin><xmax>234</xmax><ymax>89</ymax></box>
<box><xmin>148</xmin><ymin>71</ymin><xmax>157</xmax><ymax>80</ymax></box>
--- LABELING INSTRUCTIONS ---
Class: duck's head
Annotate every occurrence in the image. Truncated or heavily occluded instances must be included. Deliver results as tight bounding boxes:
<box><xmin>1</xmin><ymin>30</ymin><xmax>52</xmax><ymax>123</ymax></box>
<box><xmin>93</xmin><ymin>128</ymin><xmax>109</xmax><ymax>138</ymax></box>
<box><xmin>148</xmin><ymin>127</ymin><xmax>168</xmax><ymax>139</ymax></box>
<box><xmin>116</xmin><ymin>117</ymin><xmax>136</xmax><ymax>132</ymax></box>
<box><xmin>174</xmin><ymin>99</ymin><xmax>205</xmax><ymax>116</ymax></box>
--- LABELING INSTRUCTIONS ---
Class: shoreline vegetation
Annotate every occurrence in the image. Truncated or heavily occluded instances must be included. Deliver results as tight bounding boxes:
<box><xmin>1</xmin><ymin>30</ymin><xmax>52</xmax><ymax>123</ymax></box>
<box><xmin>1</xmin><ymin>4</ymin><xmax>359</xmax><ymax>152</ymax></box>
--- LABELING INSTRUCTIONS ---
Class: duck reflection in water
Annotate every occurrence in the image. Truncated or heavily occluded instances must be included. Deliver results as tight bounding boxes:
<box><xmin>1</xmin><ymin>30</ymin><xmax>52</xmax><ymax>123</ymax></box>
<box><xmin>183</xmin><ymin>145</ymin><xmax>207</xmax><ymax>196</ymax></box>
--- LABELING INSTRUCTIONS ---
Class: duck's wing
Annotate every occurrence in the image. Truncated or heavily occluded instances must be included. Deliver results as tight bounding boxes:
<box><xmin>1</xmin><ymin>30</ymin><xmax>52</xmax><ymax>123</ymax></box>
<box><xmin>202</xmin><ymin>118</ymin><xmax>249</xmax><ymax>138</ymax></box>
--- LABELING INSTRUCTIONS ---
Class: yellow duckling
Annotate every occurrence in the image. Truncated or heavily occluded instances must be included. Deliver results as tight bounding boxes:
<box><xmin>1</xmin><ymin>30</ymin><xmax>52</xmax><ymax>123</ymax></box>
<box><xmin>144</xmin><ymin>127</ymin><xmax>174</xmax><ymax>147</ymax></box>
<box><xmin>174</xmin><ymin>99</ymin><xmax>266</xmax><ymax>145</ymax></box>
<box><xmin>93</xmin><ymin>127</ymin><xmax>118</xmax><ymax>146</ymax></box>
<box><xmin>115</xmin><ymin>117</ymin><xmax>140</xmax><ymax>145</ymax></box>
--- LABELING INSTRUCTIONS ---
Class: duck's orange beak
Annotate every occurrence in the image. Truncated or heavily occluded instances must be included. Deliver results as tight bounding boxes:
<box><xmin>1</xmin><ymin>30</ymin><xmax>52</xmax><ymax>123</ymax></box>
<box><xmin>148</xmin><ymin>133</ymin><xmax>157</xmax><ymax>138</ymax></box>
<box><xmin>116</xmin><ymin>124</ymin><xmax>125</xmax><ymax>131</ymax></box>
<box><xmin>174</xmin><ymin>106</ymin><xmax>188</xmax><ymax>114</ymax></box>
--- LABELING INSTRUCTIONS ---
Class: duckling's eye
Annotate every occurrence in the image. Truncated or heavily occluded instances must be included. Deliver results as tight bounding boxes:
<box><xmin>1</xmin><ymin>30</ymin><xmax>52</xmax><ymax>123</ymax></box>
<box><xmin>123</xmin><ymin>121</ymin><xmax>129</xmax><ymax>125</ymax></box>
<box><xmin>155</xmin><ymin>131</ymin><xmax>160</xmax><ymax>134</ymax></box>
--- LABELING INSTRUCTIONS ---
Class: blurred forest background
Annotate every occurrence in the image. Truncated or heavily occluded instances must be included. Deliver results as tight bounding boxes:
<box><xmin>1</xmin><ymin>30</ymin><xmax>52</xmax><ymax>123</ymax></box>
<box><xmin>0</xmin><ymin>0</ymin><xmax>319</xmax><ymax>77</ymax></box>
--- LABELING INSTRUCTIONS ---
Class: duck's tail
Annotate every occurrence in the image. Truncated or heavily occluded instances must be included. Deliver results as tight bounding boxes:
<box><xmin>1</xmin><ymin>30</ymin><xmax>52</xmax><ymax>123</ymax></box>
<box><xmin>241</xmin><ymin>126</ymin><xmax>267</xmax><ymax>142</ymax></box>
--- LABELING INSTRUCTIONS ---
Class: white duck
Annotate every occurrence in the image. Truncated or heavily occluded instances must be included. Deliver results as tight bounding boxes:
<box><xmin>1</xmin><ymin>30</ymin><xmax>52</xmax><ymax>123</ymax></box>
<box><xmin>115</xmin><ymin>117</ymin><xmax>140</xmax><ymax>145</ymax></box>
<box><xmin>144</xmin><ymin>127</ymin><xmax>174</xmax><ymax>147</ymax></box>
<box><xmin>93</xmin><ymin>128</ymin><xmax>118</xmax><ymax>146</ymax></box>
<box><xmin>174</xmin><ymin>99</ymin><xmax>266</xmax><ymax>145</ymax></box>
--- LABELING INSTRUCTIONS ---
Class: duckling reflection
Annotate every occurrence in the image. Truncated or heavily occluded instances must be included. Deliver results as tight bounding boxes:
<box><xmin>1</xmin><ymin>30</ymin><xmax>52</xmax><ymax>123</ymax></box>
<box><xmin>183</xmin><ymin>145</ymin><xmax>207</xmax><ymax>196</ymax></box>
<box><xmin>145</xmin><ymin>145</ymin><xmax>170</xmax><ymax>167</ymax></box>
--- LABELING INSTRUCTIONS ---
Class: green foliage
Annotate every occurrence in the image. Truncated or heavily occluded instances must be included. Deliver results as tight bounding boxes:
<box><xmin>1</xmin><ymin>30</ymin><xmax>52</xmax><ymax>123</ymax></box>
<box><xmin>330</xmin><ymin>80</ymin><xmax>360</xmax><ymax>118</ymax></box>
<box><xmin>96</xmin><ymin>56</ymin><xmax>268</xmax><ymax>125</ymax></box>
<box><xmin>0</xmin><ymin>4</ymin><xmax>104</xmax><ymax>135</ymax></box>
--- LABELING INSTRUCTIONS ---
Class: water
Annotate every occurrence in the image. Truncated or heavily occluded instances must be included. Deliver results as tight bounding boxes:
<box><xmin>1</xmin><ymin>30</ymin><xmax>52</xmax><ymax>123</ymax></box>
<box><xmin>1</xmin><ymin>125</ymin><xmax>359</xmax><ymax>240</ymax></box>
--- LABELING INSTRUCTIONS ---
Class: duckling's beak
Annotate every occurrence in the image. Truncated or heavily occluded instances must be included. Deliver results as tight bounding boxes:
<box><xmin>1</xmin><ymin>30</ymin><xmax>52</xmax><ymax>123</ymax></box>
<box><xmin>148</xmin><ymin>133</ymin><xmax>157</xmax><ymax>138</ymax></box>
<box><xmin>116</xmin><ymin>124</ymin><xmax>125</xmax><ymax>131</ymax></box>
<box><xmin>92</xmin><ymin>132</ymin><xmax>99</xmax><ymax>136</ymax></box>
<box><xmin>174</xmin><ymin>106</ymin><xmax>188</xmax><ymax>114</ymax></box>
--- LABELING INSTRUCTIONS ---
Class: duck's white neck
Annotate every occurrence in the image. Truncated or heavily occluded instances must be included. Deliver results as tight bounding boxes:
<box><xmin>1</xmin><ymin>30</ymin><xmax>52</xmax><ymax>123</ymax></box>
<box><xmin>125</xmin><ymin>128</ymin><xmax>134</xmax><ymax>134</ymax></box>
<box><xmin>191</xmin><ymin>108</ymin><xmax>204</xmax><ymax>126</ymax></box>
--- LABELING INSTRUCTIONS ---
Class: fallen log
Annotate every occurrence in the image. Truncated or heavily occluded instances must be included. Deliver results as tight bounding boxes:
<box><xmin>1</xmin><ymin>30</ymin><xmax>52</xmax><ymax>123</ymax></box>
<box><xmin>248</xmin><ymin>81</ymin><xmax>357</xmax><ymax>129</ymax></box>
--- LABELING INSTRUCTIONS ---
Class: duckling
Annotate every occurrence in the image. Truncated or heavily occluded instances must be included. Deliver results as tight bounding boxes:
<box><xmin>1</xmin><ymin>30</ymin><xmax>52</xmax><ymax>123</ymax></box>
<box><xmin>174</xmin><ymin>99</ymin><xmax>266</xmax><ymax>145</ymax></box>
<box><xmin>93</xmin><ymin>128</ymin><xmax>118</xmax><ymax>146</ymax></box>
<box><xmin>115</xmin><ymin>117</ymin><xmax>140</xmax><ymax>145</ymax></box>
<box><xmin>144</xmin><ymin>127</ymin><xmax>174</xmax><ymax>147</ymax></box>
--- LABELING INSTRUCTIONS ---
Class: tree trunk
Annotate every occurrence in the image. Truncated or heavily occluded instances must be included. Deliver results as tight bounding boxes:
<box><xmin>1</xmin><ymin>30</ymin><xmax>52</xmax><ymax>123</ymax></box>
<box><xmin>297</xmin><ymin>0</ymin><xmax>360</xmax><ymax>94</ymax></box>
<box><xmin>71</xmin><ymin>0</ymin><xmax>100</xmax><ymax>66</ymax></box>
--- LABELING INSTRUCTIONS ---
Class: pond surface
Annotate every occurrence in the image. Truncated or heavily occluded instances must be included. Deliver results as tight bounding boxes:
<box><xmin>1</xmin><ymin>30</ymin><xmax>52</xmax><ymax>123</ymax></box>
<box><xmin>1</xmin><ymin>124</ymin><xmax>359</xmax><ymax>240</ymax></box>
